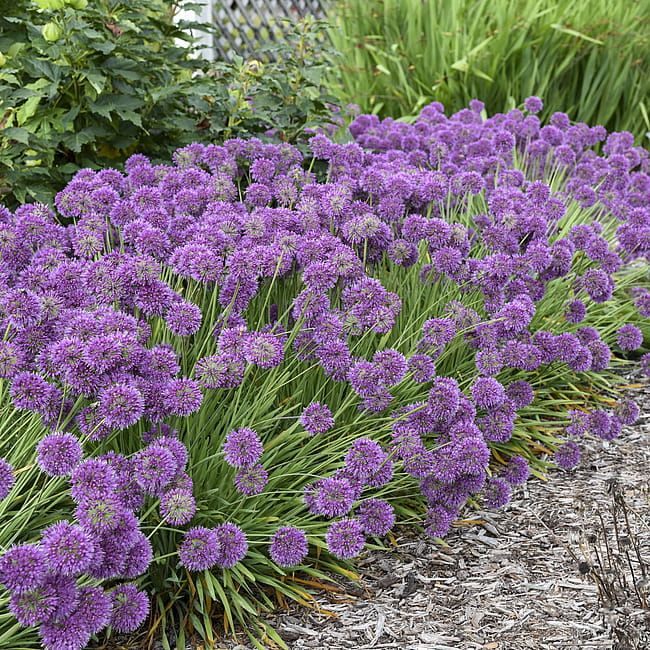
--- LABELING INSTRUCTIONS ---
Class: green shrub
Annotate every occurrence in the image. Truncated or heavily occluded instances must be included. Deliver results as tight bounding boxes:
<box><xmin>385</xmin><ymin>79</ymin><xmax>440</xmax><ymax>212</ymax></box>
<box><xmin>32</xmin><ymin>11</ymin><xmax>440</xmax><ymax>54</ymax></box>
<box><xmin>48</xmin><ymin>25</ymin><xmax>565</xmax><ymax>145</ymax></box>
<box><xmin>328</xmin><ymin>0</ymin><xmax>650</xmax><ymax>138</ymax></box>
<box><xmin>0</xmin><ymin>2</ymin><xmax>337</xmax><ymax>207</ymax></box>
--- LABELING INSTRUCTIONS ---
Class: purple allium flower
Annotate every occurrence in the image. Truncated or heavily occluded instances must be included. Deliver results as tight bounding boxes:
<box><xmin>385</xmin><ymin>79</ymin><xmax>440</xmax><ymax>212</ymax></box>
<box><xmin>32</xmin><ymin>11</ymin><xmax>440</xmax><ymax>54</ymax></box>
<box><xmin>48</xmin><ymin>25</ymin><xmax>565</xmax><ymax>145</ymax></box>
<box><xmin>344</xmin><ymin>438</ymin><xmax>387</xmax><ymax>481</ymax></box>
<box><xmin>98</xmin><ymin>382</ymin><xmax>144</xmax><ymax>430</ymax></box>
<box><xmin>123</xmin><ymin>532</ymin><xmax>153</xmax><ymax>579</ymax></box>
<box><xmin>178</xmin><ymin>527</ymin><xmax>219</xmax><ymax>572</ymax></box>
<box><xmin>75</xmin><ymin>495</ymin><xmax>123</xmax><ymax>532</ymax></box>
<box><xmin>269</xmin><ymin>526</ymin><xmax>309</xmax><ymax>567</ymax></box>
<box><xmin>313</xmin><ymin>477</ymin><xmax>357</xmax><ymax>518</ymax></box>
<box><xmin>615</xmin><ymin>400</ymin><xmax>640</xmax><ymax>426</ymax></box>
<box><xmin>213</xmin><ymin>522</ymin><xmax>248</xmax><ymax>568</ymax></box>
<box><xmin>10</xmin><ymin>372</ymin><xmax>56</xmax><ymax>413</ymax></box>
<box><xmin>36</xmin><ymin>433</ymin><xmax>83</xmax><ymax>477</ymax></box>
<box><xmin>165</xmin><ymin>300</ymin><xmax>202</xmax><ymax>336</ymax></box>
<box><xmin>617</xmin><ymin>324</ymin><xmax>643</xmax><ymax>351</ymax></box>
<box><xmin>471</xmin><ymin>377</ymin><xmax>506</xmax><ymax>409</ymax></box>
<box><xmin>419</xmin><ymin>317</ymin><xmax>456</xmax><ymax>352</ymax></box>
<box><xmin>160</xmin><ymin>488</ymin><xmax>196</xmax><ymax>525</ymax></box>
<box><xmin>325</xmin><ymin>519</ymin><xmax>365</xmax><ymax>559</ymax></box>
<box><xmin>300</xmin><ymin>402</ymin><xmax>335</xmax><ymax>435</ymax></box>
<box><xmin>407</xmin><ymin>354</ymin><xmax>436</xmax><ymax>383</ymax></box>
<box><xmin>0</xmin><ymin>457</ymin><xmax>14</xmax><ymax>501</ymax></box>
<box><xmin>133</xmin><ymin>444</ymin><xmax>177</xmax><ymax>494</ymax></box>
<box><xmin>41</xmin><ymin>521</ymin><xmax>95</xmax><ymax>576</ymax></box>
<box><xmin>69</xmin><ymin>458</ymin><xmax>117</xmax><ymax>502</ymax></box>
<box><xmin>564</xmin><ymin>299</ymin><xmax>586</xmax><ymax>324</ymax></box>
<box><xmin>555</xmin><ymin>441</ymin><xmax>581</xmax><ymax>469</ymax></box>
<box><xmin>428</xmin><ymin>376</ymin><xmax>461</xmax><ymax>421</ymax></box>
<box><xmin>373</xmin><ymin>349</ymin><xmax>408</xmax><ymax>385</ymax></box>
<box><xmin>0</xmin><ymin>544</ymin><xmax>46</xmax><ymax>593</ymax></box>
<box><xmin>356</xmin><ymin>498</ymin><xmax>395</xmax><ymax>536</ymax></box>
<box><xmin>501</xmin><ymin>455</ymin><xmax>530</xmax><ymax>485</ymax></box>
<box><xmin>9</xmin><ymin>583</ymin><xmax>58</xmax><ymax>627</ymax></box>
<box><xmin>75</xmin><ymin>585</ymin><xmax>112</xmax><ymax>633</ymax></box>
<box><xmin>39</xmin><ymin>614</ymin><xmax>91</xmax><ymax>650</ymax></box>
<box><xmin>524</xmin><ymin>96</ymin><xmax>543</xmax><ymax>114</ymax></box>
<box><xmin>588</xmin><ymin>410</ymin><xmax>612</xmax><ymax>439</ymax></box>
<box><xmin>110</xmin><ymin>583</ymin><xmax>150</xmax><ymax>633</ymax></box>
<box><xmin>223</xmin><ymin>427</ymin><xmax>263</xmax><ymax>468</ymax></box>
<box><xmin>234</xmin><ymin>463</ymin><xmax>269</xmax><ymax>496</ymax></box>
<box><xmin>484</xmin><ymin>477</ymin><xmax>512</xmax><ymax>509</ymax></box>
<box><xmin>424</xmin><ymin>505</ymin><xmax>454</xmax><ymax>538</ymax></box>
<box><xmin>505</xmin><ymin>380</ymin><xmax>535</xmax><ymax>409</ymax></box>
<box><xmin>162</xmin><ymin>378</ymin><xmax>203</xmax><ymax>416</ymax></box>
<box><xmin>475</xmin><ymin>347</ymin><xmax>504</xmax><ymax>377</ymax></box>
<box><xmin>243</xmin><ymin>332</ymin><xmax>284</xmax><ymax>368</ymax></box>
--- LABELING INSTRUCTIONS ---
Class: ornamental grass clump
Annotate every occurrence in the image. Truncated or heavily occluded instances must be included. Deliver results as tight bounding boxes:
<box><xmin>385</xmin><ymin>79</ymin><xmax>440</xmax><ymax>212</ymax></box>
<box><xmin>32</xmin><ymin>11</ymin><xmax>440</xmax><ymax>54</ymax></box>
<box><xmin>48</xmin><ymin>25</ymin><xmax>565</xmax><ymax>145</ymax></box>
<box><xmin>0</xmin><ymin>98</ymin><xmax>647</xmax><ymax>649</ymax></box>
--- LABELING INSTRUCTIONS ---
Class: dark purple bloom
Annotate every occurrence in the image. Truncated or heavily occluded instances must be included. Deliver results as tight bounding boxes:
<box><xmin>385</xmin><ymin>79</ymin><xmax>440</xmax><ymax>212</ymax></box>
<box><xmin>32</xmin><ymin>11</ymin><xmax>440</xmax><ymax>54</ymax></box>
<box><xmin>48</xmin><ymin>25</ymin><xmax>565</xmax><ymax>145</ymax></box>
<box><xmin>501</xmin><ymin>455</ymin><xmax>530</xmax><ymax>485</ymax></box>
<box><xmin>356</xmin><ymin>498</ymin><xmax>395</xmax><ymax>536</ymax></box>
<box><xmin>165</xmin><ymin>300</ymin><xmax>202</xmax><ymax>336</ymax></box>
<box><xmin>213</xmin><ymin>522</ymin><xmax>248</xmax><ymax>568</ymax></box>
<box><xmin>615</xmin><ymin>400</ymin><xmax>639</xmax><ymax>426</ymax></box>
<box><xmin>484</xmin><ymin>477</ymin><xmax>512</xmax><ymax>509</ymax></box>
<box><xmin>160</xmin><ymin>488</ymin><xmax>196</xmax><ymax>525</ymax></box>
<box><xmin>505</xmin><ymin>381</ymin><xmax>534</xmax><ymax>409</ymax></box>
<box><xmin>178</xmin><ymin>527</ymin><xmax>219</xmax><ymax>572</ymax></box>
<box><xmin>110</xmin><ymin>583</ymin><xmax>150</xmax><ymax>633</ymax></box>
<box><xmin>564</xmin><ymin>299</ymin><xmax>586</xmax><ymax>324</ymax></box>
<box><xmin>98</xmin><ymin>382</ymin><xmax>144</xmax><ymax>430</ymax></box>
<box><xmin>300</xmin><ymin>402</ymin><xmax>335</xmax><ymax>435</ymax></box>
<box><xmin>223</xmin><ymin>427</ymin><xmax>263</xmax><ymax>468</ymax></box>
<box><xmin>162</xmin><ymin>378</ymin><xmax>203</xmax><ymax>416</ymax></box>
<box><xmin>344</xmin><ymin>438</ymin><xmax>387</xmax><ymax>481</ymax></box>
<box><xmin>70</xmin><ymin>458</ymin><xmax>117</xmax><ymax>503</ymax></box>
<box><xmin>269</xmin><ymin>526</ymin><xmax>309</xmax><ymax>567</ymax></box>
<box><xmin>36</xmin><ymin>433</ymin><xmax>83</xmax><ymax>477</ymax></box>
<box><xmin>524</xmin><ymin>96</ymin><xmax>543</xmax><ymax>114</ymax></box>
<box><xmin>41</xmin><ymin>521</ymin><xmax>95</xmax><ymax>576</ymax></box>
<box><xmin>234</xmin><ymin>463</ymin><xmax>269</xmax><ymax>496</ymax></box>
<box><xmin>313</xmin><ymin>477</ymin><xmax>357</xmax><ymax>518</ymax></box>
<box><xmin>325</xmin><ymin>519</ymin><xmax>365</xmax><ymax>559</ymax></box>
<box><xmin>0</xmin><ymin>458</ymin><xmax>14</xmax><ymax>501</ymax></box>
<box><xmin>0</xmin><ymin>544</ymin><xmax>46</xmax><ymax>593</ymax></box>
<box><xmin>617</xmin><ymin>324</ymin><xmax>643</xmax><ymax>351</ymax></box>
<box><xmin>133</xmin><ymin>444</ymin><xmax>177</xmax><ymax>494</ymax></box>
<box><xmin>424</xmin><ymin>505</ymin><xmax>454</xmax><ymax>538</ymax></box>
<box><xmin>555</xmin><ymin>441</ymin><xmax>581</xmax><ymax>469</ymax></box>
<box><xmin>407</xmin><ymin>354</ymin><xmax>436</xmax><ymax>383</ymax></box>
<box><xmin>243</xmin><ymin>332</ymin><xmax>284</xmax><ymax>368</ymax></box>
<box><xmin>9</xmin><ymin>583</ymin><xmax>58</xmax><ymax>627</ymax></box>
<box><xmin>471</xmin><ymin>377</ymin><xmax>506</xmax><ymax>409</ymax></box>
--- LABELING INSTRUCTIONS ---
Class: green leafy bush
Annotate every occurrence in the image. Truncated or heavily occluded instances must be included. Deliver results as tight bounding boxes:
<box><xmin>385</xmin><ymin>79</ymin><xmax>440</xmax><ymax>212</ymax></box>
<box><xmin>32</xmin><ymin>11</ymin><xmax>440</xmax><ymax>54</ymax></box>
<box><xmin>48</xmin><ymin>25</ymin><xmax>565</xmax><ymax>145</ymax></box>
<box><xmin>0</xmin><ymin>2</ymin><xmax>337</xmax><ymax>206</ymax></box>
<box><xmin>328</xmin><ymin>0</ymin><xmax>650</xmax><ymax>138</ymax></box>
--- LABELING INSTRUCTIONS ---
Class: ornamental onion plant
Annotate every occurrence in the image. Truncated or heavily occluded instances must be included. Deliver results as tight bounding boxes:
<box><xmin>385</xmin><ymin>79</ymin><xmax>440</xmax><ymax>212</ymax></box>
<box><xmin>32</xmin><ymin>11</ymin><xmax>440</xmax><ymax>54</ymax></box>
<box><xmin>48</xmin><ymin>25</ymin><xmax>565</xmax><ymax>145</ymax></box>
<box><xmin>0</xmin><ymin>98</ymin><xmax>648</xmax><ymax>649</ymax></box>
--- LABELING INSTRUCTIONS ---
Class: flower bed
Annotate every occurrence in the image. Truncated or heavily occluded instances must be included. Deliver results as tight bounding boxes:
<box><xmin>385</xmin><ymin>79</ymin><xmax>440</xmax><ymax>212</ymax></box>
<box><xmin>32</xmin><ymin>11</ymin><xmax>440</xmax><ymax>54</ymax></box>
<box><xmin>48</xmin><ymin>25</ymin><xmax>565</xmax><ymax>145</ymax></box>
<box><xmin>0</xmin><ymin>98</ymin><xmax>647</xmax><ymax>649</ymax></box>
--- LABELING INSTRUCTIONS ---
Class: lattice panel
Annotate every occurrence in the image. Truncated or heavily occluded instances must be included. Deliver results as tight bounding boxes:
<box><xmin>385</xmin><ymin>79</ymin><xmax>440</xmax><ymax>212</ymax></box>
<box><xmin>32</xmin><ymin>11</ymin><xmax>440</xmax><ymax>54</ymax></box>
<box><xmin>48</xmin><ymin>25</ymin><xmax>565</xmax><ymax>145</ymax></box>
<box><xmin>212</xmin><ymin>0</ymin><xmax>327</xmax><ymax>60</ymax></box>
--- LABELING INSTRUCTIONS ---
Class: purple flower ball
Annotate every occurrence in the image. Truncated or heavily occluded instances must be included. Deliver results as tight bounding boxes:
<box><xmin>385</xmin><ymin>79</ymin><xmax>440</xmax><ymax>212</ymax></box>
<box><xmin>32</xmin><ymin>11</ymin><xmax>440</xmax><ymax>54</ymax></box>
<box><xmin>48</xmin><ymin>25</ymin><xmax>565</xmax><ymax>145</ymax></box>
<box><xmin>223</xmin><ymin>427</ymin><xmax>263</xmax><ymax>468</ymax></box>
<box><xmin>9</xmin><ymin>583</ymin><xmax>58</xmax><ymax>627</ymax></box>
<box><xmin>110</xmin><ymin>583</ymin><xmax>150</xmax><ymax>633</ymax></box>
<box><xmin>41</xmin><ymin>521</ymin><xmax>95</xmax><ymax>576</ymax></box>
<box><xmin>0</xmin><ymin>457</ymin><xmax>14</xmax><ymax>500</ymax></box>
<box><xmin>36</xmin><ymin>433</ymin><xmax>83</xmax><ymax>477</ymax></box>
<box><xmin>178</xmin><ymin>527</ymin><xmax>219</xmax><ymax>572</ymax></box>
<box><xmin>615</xmin><ymin>400</ymin><xmax>640</xmax><ymax>426</ymax></box>
<box><xmin>165</xmin><ymin>300</ymin><xmax>202</xmax><ymax>336</ymax></box>
<box><xmin>243</xmin><ymin>332</ymin><xmax>284</xmax><ymax>368</ymax></box>
<box><xmin>133</xmin><ymin>444</ymin><xmax>177</xmax><ymax>494</ymax></box>
<box><xmin>501</xmin><ymin>455</ymin><xmax>530</xmax><ymax>485</ymax></box>
<box><xmin>214</xmin><ymin>522</ymin><xmax>248</xmax><ymax>568</ymax></box>
<box><xmin>69</xmin><ymin>458</ymin><xmax>117</xmax><ymax>503</ymax></box>
<box><xmin>356</xmin><ymin>498</ymin><xmax>395</xmax><ymax>537</ymax></box>
<box><xmin>471</xmin><ymin>377</ymin><xmax>506</xmax><ymax>409</ymax></box>
<box><xmin>300</xmin><ymin>402</ymin><xmax>335</xmax><ymax>435</ymax></box>
<box><xmin>162</xmin><ymin>378</ymin><xmax>203</xmax><ymax>417</ymax></box>
<box><xmin>505</xmin><ymin>380</ymin><xmax>535</xmax><ymax>409</ymax></box>
<box><xmin>314</xmin><ymin>477</ymin><xmax>357</xmax><ymax>518</ymax></box>
<box><xmin>555</xmin><ymin>441</ymin><xmax>581</xmax><ymax>469</ymax></box>
<box><xmin>524</xmin><ymin>96</ymin><xmax>543</xmax><ymax>114</ymax></box>
<box><xmin>269</xmin><ymin>526</ymin><xmax>309</xmax><ymax>567</ymax></box>
<box><xmin>0</xmin><ymin>544</ymin><xmax>46</xmax><ymax>593</ymax></box>
<box><xmin>75</xmin><ymin>585</ymin><xmax>112</xmax><ymax>633</ymax></box>
<box><xmin>160</xmin><ymin>488</ymin><xmax>196</xmax><ymax>525</ymax></box>
<box><xmin>564</xmin><ymin>299</ymin><xmax>586</xmax><ymax>324</ymax></box>
<box><xmin>617</xmin><ymin>324</ymin><xmax>643</xmax><ymax>351</ymax></box>
<box><xmin>123</xmin><ymin>532</ymin><xmax>153</xmax><ymax>579</ymax></box>
<box><xmin>424</xmin><ymin>505</ymin><xmax>454</xmax><ymax>538</ymax></box>
<box><xmin>98</xmin><ymin>382</ymin><xmax>144</xmax><ymax>430</ymax></box>
<box><xmin>39</xmin><ymin>614</ymin><xmax>91</xmax><ymax>650</ymax></box>
<box><xmin>484</xmin><ymin>477</ymin><xmax>512</xmax><ymax>509</ymax></box>
<box><xmin>234</xmin><ymin>463</ymin><xmax>269</xmax><ymax>496</ymax></box>
<box><xmin>325</xmin><ymin>519</ymin><xmax>365</xmax><ymax>559</ymax></box>
<box><xmin>407</xmin><ymin>354</ymin><xmax>436</xmax><ymax>383</ymax></box>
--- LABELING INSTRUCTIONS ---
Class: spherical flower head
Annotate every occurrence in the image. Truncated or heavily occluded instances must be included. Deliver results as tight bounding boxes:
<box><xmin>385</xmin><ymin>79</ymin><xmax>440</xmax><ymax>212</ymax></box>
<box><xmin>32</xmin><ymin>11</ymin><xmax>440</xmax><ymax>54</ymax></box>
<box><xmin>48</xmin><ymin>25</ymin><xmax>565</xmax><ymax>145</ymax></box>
<box><xmin>314</xmin><ymin>477</ymin><xmax>357</xmax><ymax>518</ymax></box>
<box><xmin>428</xmin><ymin>377</ymin><xmax>461</xmax><ymax>421</ymax></box>
<box><xmin>424</xmin><ymin>505</ymin><xmax>454</xmax><ymax>538</ymax></box>
<box><xmin>110</xmin><ymin>583</ymin><xmax>150</xmax><ymax>633</ymax></box>
<box><xmin>588</xmin><ymin>409</ymin><xmax>612</xmax><ymax>439</ymax></box>
<box><xmin>223</xmin><ymin>427</ymin><xmax>263</xmax><ymax>468</ymax></box>
<box><xmin>642</xmin><ymin>353</ymin><xmax>650</xmax><ymax>376</ymax></box>
<box><xmin>165</xmin><ymin>300</ymin><xmax>202</xmax><ymax>336</ymax></box>
<box><xmin>134</xmin><ymin>444</ymin><xmax>177</xmax><ymax>494</ymax></box>
<box><xmin>243</xmin><ymin>332</ymin><xmax>284</xmax><ymax>368</ymax></box>
<box><xmin>501</xmin><ymin>455</ymin><xmax>530</xmax><ymax>485</ymax></box>
<box><xmin>9</xmin><ymin>582</ymin><xmax>58</xmax><ymax>627</ymax></box>
<box><xmin>41</xmin><ymin>521</ymin><xmax>95</xmax><ymax>576</ymax></box>
<box><xmin>524</xmin><ymin>96</ymin><xmax>543</xmax><ymax>114</ymax></box>
<box><xmin>98</xmin><ymin>382</ymin><xmax>144</xmax><ymax>430</ymax></box>
<box><xmin>70</xmin><ymin>458</ymin><xmax>117</xmax><ymax>503</ymax></box>
<box><xmin>615</xmin><ymin>399</ymin><xmax>640</xmax><ymax>426</ymax></box>
<box><xmin>123</xmin><ymin>531</ymin><xmax>153</xmax><ymax>579</ymax></box>
<box><xmin>0</xmin><ymin>457</ymin><xmax>14</xmax><ymax>501</ymax></box>
<box><xmin>555</xmin><ymin>441</ymin><xmax>581</xmax><ymax>470</ymax></box>
<box><xmin>299</xmin><ymin>402</ymin><xmax>334</xmax><ymax>435</ymax></box>
<box><xmin>178</xmin><ymin>527</ymin><xmax>219</xmax><ymax>572</ymax></box>
<box><xmin>407</xmin><ymin>354</ymin><xmax>436</xmax><ymax>383</ymax></box>
<box><xmin>564</xmin><ymin>299</ymin><xmax>586</xmax><ymax>324</ymax></box>
<box><xmin>75</xmin><ymin>585</ymin><xmax>112</xmax><ymax>634</ymax></box>
<box><xmin>484</xmin><ymin>477</ymin><xmax>512</xmax><ymax>509</ymax></box>
<box><xmin>162</xmin><ymin>378</ymin><xmax>203</xmax><ymax>417</ymax></box>
<box><xmin>356</xmin><ymin>499</ymin><xmax>395</xmax><ymax>537</ymax></box>
<box><xmin>234</xmin><ymin>463</ymin><xmax>269</xmax><ymax>496</ymax></box>
<box><xmin>269</xmin><ymin>526</ymin><xmax>309</xmax><ymax>567</ymax></box>
<box><xmin>617</xmin><ymin>324</ymin><xmax>643</xmax><ymax>351</ymax></box>
<box><xmin>0</xmin><ymin>544</ymin><xmax>46</xmax><ymax>593</ymax></box>
<box><xmin>36</xmin><ymin>433</ymin><xmax>83</xmax><ymax>477</ymax></box>
<box><xmin>160</xmin><ymin>488</ymin><xmax>196</xmax><ymax>525</ymax></box>
<box><xmin>344</xmin><ymin>438</ymin><xmax>387</xmax><ymax>481</ymax></box>
<box><xmin>471</xmin><ymin>377</ymin><xmax>506</xmax><ymax>410</ymax></box>
<box><xmin>214</xmin><ymin>522</ymin><xmax>248</xmax><ymax>568</ymax></box>
<box><xmin>372</xmin><ymin>349</ymin><xmax>408</xmax><ymax>385</ymax></box>
<box><xmin>39</xmin><ymin>614</ymin><xmax>91</xmax><ymax>650</ymax></box>
<box><xmin>505</xmin><ymin>380</ymin><xmax>534</xmax><ymax>409</ymax></box>
<box><xmin>154</xmin><ymin>436</ymin><xmax>189</xmax><ymax>475</ymax></box>
<box><xmin>75</xmin><ymin>495</ymin><xmax>124</xmax><ymax>532</ymax></box>
<box><xmin>326</xmin><ymin>519</ymin><xmax>365</xmax><ymax>559</ymax></box>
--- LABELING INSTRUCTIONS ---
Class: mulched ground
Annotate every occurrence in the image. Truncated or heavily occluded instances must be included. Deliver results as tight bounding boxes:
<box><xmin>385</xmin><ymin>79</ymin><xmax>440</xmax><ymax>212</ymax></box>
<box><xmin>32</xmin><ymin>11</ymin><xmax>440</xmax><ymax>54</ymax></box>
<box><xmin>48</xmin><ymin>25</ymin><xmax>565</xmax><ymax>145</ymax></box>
<box><xmin>248</xmin><ymin>378</ymin><xmax>650</xmax><ymax>650</ymax></box>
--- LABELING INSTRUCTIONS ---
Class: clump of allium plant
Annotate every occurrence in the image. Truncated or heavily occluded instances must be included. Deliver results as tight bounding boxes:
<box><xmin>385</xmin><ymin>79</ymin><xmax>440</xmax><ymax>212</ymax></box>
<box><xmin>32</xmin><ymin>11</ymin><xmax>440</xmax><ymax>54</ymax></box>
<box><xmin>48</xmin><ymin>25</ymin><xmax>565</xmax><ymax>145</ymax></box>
<box><xmin>0</xmin><ymin>96</ymin><xmax>647</xmax><ymax>648</ymax></box>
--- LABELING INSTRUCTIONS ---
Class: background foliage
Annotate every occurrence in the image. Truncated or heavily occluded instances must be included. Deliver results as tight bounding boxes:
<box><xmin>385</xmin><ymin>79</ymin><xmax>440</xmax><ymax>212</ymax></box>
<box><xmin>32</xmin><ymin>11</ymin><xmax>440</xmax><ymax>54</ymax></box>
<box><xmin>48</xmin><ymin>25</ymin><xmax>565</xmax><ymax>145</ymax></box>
<box><xmin>0</xmin><ymin>0</ymin><xmax>337</xmax><ymax>207</ymax></box>
<box><xmin>328</xmin><ymin>0</ymin><xmax>650</xmax><ymax>138</ymax></box>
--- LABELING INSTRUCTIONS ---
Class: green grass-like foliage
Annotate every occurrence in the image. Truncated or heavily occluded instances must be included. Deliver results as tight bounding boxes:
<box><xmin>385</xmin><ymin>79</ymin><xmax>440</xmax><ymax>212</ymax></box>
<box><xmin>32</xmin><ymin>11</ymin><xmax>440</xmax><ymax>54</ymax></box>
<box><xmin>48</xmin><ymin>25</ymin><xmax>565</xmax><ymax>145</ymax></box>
<box><xmin>328</xmin><ymin>0</ymin><xmax>650</xmax><ymax>138</ymax></box>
